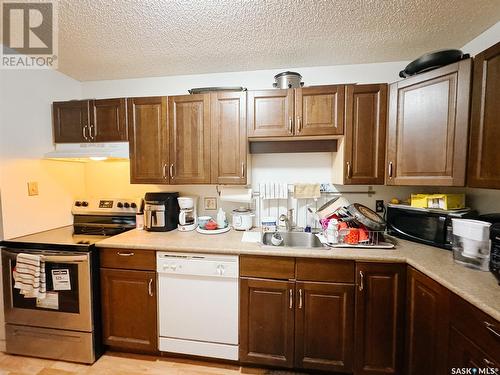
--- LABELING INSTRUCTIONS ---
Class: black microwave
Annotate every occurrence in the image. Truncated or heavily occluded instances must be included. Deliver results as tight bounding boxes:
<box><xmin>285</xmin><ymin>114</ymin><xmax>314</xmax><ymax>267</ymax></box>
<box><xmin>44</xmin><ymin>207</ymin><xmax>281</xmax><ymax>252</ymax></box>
<box><xmin>386</xmin><ymin>204</ymin><xmax>477</xmax><ymax>250</ymax></box>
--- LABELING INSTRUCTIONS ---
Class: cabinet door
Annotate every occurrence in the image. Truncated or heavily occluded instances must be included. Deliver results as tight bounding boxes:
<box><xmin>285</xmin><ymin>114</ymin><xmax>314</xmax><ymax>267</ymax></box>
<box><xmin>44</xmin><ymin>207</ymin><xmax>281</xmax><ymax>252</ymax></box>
<box><xmin>91</xmin><ymin>98</ymin><xmax>127</xmax><ymax>142</ymax></box>
<box><xmin>240</xmin><ymin>278</ymin><xmax>295</xmax><ymax>368</ymax></box>
<box><xmin>210</xmin><ymin>91</ymin><xmax>247</xmax><ymax>184</ymax></box>
<box><xmin>169</xmin><ymin>94</ymin><xmax>211</xmax><ymax>184</ymax></box>
<box><xmin>247</xmin><ymin>89</ymin><xmax>294</xmax><ymax>137</ymax></box>
<box><xmin>295</xmin><ymin>281</ymin><xmax>354</xmax><ymax>373</ymax></box>
<box><xmin>295</xmin><ymin>85</ymin><xmax>344</xmax><ymax>136</ymax></box>
<box><xmin>405</xmin><ymin>267</ymin><xmax>450</xmax><ymax>375</ymax></box>
<box><xmin>127</xmin><ymin>97</ymin><xmax>168</xmax><ymax>184</ymax></box>
<box><xmin>100</xmin><ymin>268</ymin><xmax>157</xmax><ymax>352</ymax></box>
<box><xmin>386</xmin><ymin>59</ymin><xmax>471</xmax><ymax>186</ymax></box>
<box><xmin>468</xmin><ymin>42</ymin><xmax>500</xmax><ymax>189</ymax></box>
<box><xmin>344</xmin><ymin>84</ymin><xmax>387</xmax><ymax>185</ymax></box>
<box><xmin>52</xmin><ymin>100</ymin><xmax>89</xmax><ymax>143</ymax></box>
<box><xmin>354</xmin><ymin>263</ymin><xmax>406</xmax><ymax>375</ymax></box>
<box><xmin>448</xmin><ymin>327</ymin><xmax>499</xmax><ymax>371</ymax></box>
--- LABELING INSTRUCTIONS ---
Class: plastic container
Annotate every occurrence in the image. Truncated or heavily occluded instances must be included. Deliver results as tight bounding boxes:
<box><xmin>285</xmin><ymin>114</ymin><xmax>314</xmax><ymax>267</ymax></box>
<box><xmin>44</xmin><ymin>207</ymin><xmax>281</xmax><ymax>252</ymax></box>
<box><xmin>411</xmin><ymin>194</ymin><xmax>465</xmax><ymax>210</ymax></box>
<box><xmin>452</xmin><ymin>219</ymin><xmax>491</xmax><ymax>271</ymax></box>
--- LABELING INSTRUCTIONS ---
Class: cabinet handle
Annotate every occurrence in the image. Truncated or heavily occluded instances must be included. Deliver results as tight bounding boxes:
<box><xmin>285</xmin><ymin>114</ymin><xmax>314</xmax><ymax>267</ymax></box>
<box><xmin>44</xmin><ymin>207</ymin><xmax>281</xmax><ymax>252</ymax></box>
<box><xmin>89</xmin><ymin>124</ymin><xmax>96</xmax><ymax>140</ymax></box>
<box><xmin>241</xmin><ymin>162</ymin><xmax>245</xmax><ymax>177</ymax></box>
<box><xmin>346</xmin><ymin>161</ymin><xmax>352</xmax><ymax>178</ymax></box>
<box><xmin>289</xmin><ymin>289</ymin><xmax>293</xmax><ymax>309</ymax></box>
<box><xmin>162</xmin><ymin>163</ymin><xmax>167</xmax><ymax>179</ymax></box>
<box><xmin>148</xmin><ymin>278</ymin><xmax>153</xmax><ymax>297</ymax></box>
<box><xmin>82</xmin><ymin>125</ymin><xmax>88</xmax><ymax>141</ymax></box>
<box><xmin>298</xmin><ymin>289</ymin><xmax>303</xmax><ymax>309</ymax></box>
<box><xmin>388</xmin><ymin>162</ymin><xmax>393</xmax><ymax>178</ymax></box>
<box><xmin>359</xmin><ymin>271</ymin><xmax>364</xmax><ymax>291</ymax></box>
<box><xmin>288</xmin><ymin>117</ymin><xmax>293</xmax><ymax>134</ymax></box>
<box><xmin>117</xmin><ymin>251</ymin><xmax>134</xmax><ymax>257</ymax></box>
<box><xmin>297</xmin><ymin>116</ymin><xmax>302</xmax><ymax>133</ymax></box>
<box><xmin>170</xmin><ymin>163</ymin><xmax>175</xmax><ymax>179</ymax></box>
<box><xmin>483</xmin><ymin>358</ymin><xmax>495</xmax><ymax>367</ymax></box>
<box><xmin>484</xmin><ymin>321</ymin><xmax>500</xmax><ymax>339</ymax></box>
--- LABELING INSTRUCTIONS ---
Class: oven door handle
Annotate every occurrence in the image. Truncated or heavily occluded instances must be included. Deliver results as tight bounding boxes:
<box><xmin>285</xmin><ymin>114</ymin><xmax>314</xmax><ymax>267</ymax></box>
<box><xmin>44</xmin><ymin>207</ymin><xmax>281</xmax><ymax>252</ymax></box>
<box><xmin>2</xmin><ymin>250</ymin><xmax>88</xmax><ymax>263</ymax></box>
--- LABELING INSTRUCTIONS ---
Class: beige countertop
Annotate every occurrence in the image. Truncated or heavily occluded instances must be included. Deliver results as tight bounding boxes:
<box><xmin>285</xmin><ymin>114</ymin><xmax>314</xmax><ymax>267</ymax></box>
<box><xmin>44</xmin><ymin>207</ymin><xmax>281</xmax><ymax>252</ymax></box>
<box><xmin>96</xmin><ymin>228</ymin><xmax>500</xmax><ymax>321</ymax></box>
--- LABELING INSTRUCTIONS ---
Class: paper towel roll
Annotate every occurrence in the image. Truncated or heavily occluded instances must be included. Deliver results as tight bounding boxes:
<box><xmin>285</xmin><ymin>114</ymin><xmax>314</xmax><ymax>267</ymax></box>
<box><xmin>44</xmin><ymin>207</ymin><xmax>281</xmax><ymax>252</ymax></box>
<box><xmin>219</xmin><ymin>187</ymin><xmax>253</xmax><ymax>203</ymax></box>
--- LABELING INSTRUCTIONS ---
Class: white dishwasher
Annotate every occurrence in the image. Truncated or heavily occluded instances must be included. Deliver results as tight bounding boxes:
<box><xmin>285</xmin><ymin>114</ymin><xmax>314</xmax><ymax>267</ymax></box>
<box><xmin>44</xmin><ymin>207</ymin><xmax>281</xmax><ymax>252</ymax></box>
<box><xmin>157</xmin><ymin>252</ymin><xmax>239</xmax><ymax>360</ymax></box>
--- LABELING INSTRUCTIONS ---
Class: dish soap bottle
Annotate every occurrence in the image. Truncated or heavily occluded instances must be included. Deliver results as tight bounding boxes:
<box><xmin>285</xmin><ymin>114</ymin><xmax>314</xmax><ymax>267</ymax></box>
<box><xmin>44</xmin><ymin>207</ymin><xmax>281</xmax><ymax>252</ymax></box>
<box><xmin>216</xmin><ymin>208</ymin><xmax>227</xmax><ymax>229</ymax></box>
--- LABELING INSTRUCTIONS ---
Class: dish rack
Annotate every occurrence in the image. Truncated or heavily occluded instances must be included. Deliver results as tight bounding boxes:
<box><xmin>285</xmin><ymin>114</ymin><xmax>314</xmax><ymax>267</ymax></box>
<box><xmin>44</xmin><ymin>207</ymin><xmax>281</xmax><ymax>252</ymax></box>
<box><xmin>326</xmin><ymin>229</ymin><xmax>395</xmax><ymax>249</ymax></box>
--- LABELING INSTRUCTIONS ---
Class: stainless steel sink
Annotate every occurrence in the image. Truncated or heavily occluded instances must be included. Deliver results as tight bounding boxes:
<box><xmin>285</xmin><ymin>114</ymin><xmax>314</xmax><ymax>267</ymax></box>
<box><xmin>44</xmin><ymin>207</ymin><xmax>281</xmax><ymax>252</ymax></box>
<box><xmin>261</xmin><ymin>231</ymin><xmax>325</xmax><ymax>248</ymax></box>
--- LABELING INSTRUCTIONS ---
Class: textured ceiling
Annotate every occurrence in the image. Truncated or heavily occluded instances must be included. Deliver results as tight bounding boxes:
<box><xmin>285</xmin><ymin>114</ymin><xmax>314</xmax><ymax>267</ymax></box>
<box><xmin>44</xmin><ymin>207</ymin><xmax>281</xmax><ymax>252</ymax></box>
<box><xmin>56</xmin><ymin>0</ymin><xmax>500</xmax><ymax>81</ymax></box>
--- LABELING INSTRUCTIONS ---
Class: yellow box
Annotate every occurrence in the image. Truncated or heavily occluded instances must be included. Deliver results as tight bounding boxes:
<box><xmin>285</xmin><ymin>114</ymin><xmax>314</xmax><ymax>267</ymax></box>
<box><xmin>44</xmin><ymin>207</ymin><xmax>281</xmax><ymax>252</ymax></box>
<box><xmin>410</xmin><ymin>194</ymin><xmax>465</xmax><ymax>210</ymax></box>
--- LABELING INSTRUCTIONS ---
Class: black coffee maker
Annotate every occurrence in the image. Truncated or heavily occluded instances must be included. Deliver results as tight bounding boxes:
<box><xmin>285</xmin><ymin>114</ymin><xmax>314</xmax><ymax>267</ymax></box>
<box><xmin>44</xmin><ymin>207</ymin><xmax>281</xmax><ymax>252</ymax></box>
<box><xmin>144</xmin><ymin>192</ymin><xmax>180</xmax><ymax>232</ymax></box>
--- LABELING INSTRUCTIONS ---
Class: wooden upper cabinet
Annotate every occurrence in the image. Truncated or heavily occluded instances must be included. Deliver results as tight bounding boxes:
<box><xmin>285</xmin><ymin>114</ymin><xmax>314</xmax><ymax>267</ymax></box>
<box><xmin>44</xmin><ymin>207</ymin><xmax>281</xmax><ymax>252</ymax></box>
<box><xmin>295</xmin><ymin>85</ymin><xmax>344</xmax><ymax>136</ymax></box>
<box><xmin>91</xmin><ymin>98</ymin><xmax>127</xmax><ymax>142</ymax></box>
<box><xmin>100</xmin><ymin>268</ymin><xmax>157</xmax><ymax>353</ymax></box>
<box><xmin>344</xmin><ymin>84</ymin><xmax>387</xmax><ymax>184</ymax></box>
<box><xmin>354</xmin><ymin>262</ymin><xmax>406</xmax><ymax>375</ymax></box>
<box><xmin>127</xmin><ymin>97</ymin><xmax>168</xmax><ymax>184</ymax></box>
<box><xmin>169</xmin><ymin>94</ymin><xmax>211</xmax><ymax>184</ymax></box>
<box><xmin>53</xmin><ymin>100</ymin><xmax>90</xmax><ymax>143</ymax></box>
<box><xmin>295</xmin><ymin>281</ymin><xmax>354</xmax><ymax>373</ymax></box>
<box><xmin>386</xmin><ymin>59</ymin><xmax>472</xmax><ymax>186</ymax></box>
<box><xmin>247</xmin><ymin>89</ymin><xmax>294</xmax><ymax>137</ymax></box>
<box><xmin>210</xmin><ymin>91</ymin><xmax>247</xmax><ymax>184</ymax></box>
<box><xmin>239</xmin><ymin>278</ymin><xmax>295</xmax><ymax>368</ymax></box>
<box><xmin>468</xmin><ymin>42</ymin><xmax>500</xmax><ymax>189</ymax></box>
<box><xmin>405</xmin><ymin>267</ymin><xmax>450</xmax><ymax>375</ymax></box>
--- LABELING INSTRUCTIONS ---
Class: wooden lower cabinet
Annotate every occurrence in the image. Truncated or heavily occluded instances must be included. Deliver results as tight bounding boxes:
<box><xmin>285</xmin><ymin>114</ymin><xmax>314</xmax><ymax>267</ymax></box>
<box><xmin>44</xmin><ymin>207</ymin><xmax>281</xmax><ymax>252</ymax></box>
<box><xmin>100</xmin><ymin>268</ymin><xmax>157</xmax><ymax>353</ymax></box>
<box><xmin>295</xmin><ymin>281</ymin><xmax>354</xmax><ymax>373</ymax></box>
<box><xmin>405</xmin><ymin>267</ymin><xmax>450</xmax><ymax>375</ymax></box>
<box><xmin>354</xmin><ymin>263</ymin><xmax>406</xmax><ymax>375</ymax></box>
<box><xmin>448</xmin><ymin>326</ymin><xmax>499</xmax><ymax>371</ymax></box>
<box><xmin>239</xmin><ymin>277</ymin><xmax>295</xmax><ymax>368</ymax></box>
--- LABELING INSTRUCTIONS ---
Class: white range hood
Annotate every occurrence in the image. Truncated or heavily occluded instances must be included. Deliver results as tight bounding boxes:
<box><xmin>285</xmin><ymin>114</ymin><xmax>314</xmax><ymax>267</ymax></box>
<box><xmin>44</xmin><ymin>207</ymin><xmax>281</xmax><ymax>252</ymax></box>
<box><xmin>44</xmin><ymin>142</ymin><xmax>129</xmax><ymax>161</ymax></box>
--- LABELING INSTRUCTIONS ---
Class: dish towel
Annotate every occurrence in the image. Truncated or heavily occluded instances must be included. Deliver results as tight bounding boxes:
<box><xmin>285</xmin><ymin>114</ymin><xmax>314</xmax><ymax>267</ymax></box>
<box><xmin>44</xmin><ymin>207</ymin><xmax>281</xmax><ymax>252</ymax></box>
<box><xmin>13</xmin><ymin>253</ymin><xmax>46</xmax><ymax>299</ymax></box>
<box><xmin>259</xmin><ymin>182</ymin><xmax>288</xmax><ymax>200</ymax></box>
<box><xmin>294</xmin><ymin>183</ymin><xmax>321</xmax><ymax>199</ymax></box>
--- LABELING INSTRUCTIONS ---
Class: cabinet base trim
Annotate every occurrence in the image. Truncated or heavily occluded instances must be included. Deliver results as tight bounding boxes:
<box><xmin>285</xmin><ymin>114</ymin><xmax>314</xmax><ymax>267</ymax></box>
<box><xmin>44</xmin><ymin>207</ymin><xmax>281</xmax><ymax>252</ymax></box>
<box><xmin>159</xmin><ymin>337</ymin><xmax>238</xmax><ymax>361</ymax></box>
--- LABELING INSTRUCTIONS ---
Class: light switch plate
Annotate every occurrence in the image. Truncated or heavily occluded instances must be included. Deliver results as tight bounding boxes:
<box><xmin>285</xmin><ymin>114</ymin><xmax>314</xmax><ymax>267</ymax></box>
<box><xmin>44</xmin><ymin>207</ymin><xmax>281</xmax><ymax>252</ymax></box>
<box><xmin>27</xmin><ymin>181</ymin><xmax>39</xmax><ymax>196</ymax></box>
<box><xmin>204</xmin><ymin>197</ymin><xmax>217</xmax><ymax>210</ymax></box>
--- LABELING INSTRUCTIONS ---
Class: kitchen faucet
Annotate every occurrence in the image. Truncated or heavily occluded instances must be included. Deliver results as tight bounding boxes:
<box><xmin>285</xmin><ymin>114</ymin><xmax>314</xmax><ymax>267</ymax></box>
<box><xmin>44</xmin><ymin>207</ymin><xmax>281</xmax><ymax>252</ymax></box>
<box><xmin>279</xmin><ymin>208</ymin><xmax>294</xmax><ymax>232</ymax></box>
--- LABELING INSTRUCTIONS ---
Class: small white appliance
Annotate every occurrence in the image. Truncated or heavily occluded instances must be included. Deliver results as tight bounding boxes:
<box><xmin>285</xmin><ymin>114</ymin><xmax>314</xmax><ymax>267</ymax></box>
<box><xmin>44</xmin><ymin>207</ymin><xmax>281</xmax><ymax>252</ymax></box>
<box><xmin>177</xmin><ymin>197</ymin><xmax>197</xmax><ymax>231</ymax></box>
<box><xmin>452</xmin><ymin>219</ymin><xmax>492</xmax><ymax>271</ymax></box>
<box><xmin>232</xmin><ymin>207</ymin><xmax>254</xmax><ymax>231</ymax></box>
<box><xmin>157</xmin><ymin>252</ymin><xmax>239</xmax><ymax>360</ymax></box>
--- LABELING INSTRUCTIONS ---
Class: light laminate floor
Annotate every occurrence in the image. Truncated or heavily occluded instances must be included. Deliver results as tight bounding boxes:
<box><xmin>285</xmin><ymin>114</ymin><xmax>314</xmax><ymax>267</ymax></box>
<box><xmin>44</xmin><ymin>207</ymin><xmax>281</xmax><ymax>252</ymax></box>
<box><xmin>0</xmin><ymin>352</ymin><xmax>307</xmax><ymax>375</ymax></box>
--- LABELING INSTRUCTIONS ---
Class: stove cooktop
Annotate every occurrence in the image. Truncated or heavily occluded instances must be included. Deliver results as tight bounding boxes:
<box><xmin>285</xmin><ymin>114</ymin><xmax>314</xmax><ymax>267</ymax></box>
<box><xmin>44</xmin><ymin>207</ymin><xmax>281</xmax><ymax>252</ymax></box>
<box><xmin>0</xmin><ymin>225</ymin><xmax>111</xmax><ymax>250</ymax></box>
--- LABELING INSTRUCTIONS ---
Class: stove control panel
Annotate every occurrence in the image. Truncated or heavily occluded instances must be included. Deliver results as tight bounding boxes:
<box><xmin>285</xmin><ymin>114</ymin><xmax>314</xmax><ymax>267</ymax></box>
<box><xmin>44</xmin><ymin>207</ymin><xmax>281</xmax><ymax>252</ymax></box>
<box><xmin>72</xmin><ymin>198</ymin><xmax>140</xmax><ymax>216</ymax></box>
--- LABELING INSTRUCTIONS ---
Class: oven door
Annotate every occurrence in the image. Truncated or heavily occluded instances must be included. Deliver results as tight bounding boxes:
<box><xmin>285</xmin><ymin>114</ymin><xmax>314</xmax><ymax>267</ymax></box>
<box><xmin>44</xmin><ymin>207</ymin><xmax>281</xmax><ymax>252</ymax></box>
<box><xmin>2</xmin><ymin>248</ymin><xmax>92</xmax><ymax>332</ymax></box>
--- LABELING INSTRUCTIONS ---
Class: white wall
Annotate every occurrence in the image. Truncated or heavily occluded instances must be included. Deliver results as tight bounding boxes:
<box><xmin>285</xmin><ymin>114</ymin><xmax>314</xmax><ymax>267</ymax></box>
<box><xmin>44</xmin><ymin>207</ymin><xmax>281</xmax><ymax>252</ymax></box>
<box><xmin>462</xmin><ymin>21</ymin><xmax>500</xmax><ymax>55</ymax></box>
<box><xmin>81</xmin><ymin>60</ymin><xmax>409</xmax><ymax>98</ymax></box>
<box><xmin>0</xmin><ymin>68</ymin><xmax>85</xmax><ymax>240</ymax></box>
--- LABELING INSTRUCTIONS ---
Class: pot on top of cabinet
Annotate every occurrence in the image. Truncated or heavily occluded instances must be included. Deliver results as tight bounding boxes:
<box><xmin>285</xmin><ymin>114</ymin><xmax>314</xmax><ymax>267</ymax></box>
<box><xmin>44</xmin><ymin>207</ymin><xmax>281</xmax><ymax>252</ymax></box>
<box><xmin>272</xmin><ymin>71</ymin><xmax>304</xmax><ymax>89</ymax></box>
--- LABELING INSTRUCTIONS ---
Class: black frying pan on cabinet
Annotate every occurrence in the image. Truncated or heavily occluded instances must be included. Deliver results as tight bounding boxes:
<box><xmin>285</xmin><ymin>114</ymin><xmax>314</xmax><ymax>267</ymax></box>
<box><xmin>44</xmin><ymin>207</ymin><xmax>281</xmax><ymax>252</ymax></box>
<box><xmin>399</xmin><ymin>49</ymin><xmax>470</xmax><ymax>78</ymax></box>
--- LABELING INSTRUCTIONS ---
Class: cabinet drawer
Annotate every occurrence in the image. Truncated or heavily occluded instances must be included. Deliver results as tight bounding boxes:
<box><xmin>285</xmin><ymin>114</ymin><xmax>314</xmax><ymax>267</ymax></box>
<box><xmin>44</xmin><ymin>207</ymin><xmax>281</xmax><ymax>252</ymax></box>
<box><xmin>450</xmin><ymin>293</ymin><xmax>500</xmax><ymax>360</ymax></box>
<box><xmin>296</xmin><ymin>258</ymin><xmax>355</xmax><ymax>283</ymax></box>
<box><xmin>240</xmin><ymin>255</ymin><xmax>295</xmax><ymax>279</ymax></box>
<box><xmin>100</xmin><ymin>248</ymin><xmax>156</xmax><ymax>271</ymax></box>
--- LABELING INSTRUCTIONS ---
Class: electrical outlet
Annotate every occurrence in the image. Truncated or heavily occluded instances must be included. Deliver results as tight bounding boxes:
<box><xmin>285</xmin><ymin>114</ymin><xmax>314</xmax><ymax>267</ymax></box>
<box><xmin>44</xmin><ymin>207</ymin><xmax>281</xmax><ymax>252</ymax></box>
<box><xmin>204</xmin><ymin>197</ymin><xmax>217</xmax><ymax>210</ymax></box>
<box><xmin>27</xmin><ymin>181</ymin><xmax>39</xmax><ymax>196</ymax></box>
<box><xmin>375</xmin><ymin>200</ymin><xmax>384</xmax><ymax>213</ymax></box>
